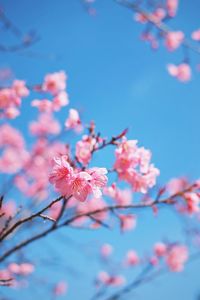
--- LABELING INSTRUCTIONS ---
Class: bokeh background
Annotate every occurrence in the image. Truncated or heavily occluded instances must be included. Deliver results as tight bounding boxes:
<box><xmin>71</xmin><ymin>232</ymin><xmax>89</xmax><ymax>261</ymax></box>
<box><xmin>0</xmin><ymin>0</ymin><xmax>200</xmax><ymax>299</ymax></box>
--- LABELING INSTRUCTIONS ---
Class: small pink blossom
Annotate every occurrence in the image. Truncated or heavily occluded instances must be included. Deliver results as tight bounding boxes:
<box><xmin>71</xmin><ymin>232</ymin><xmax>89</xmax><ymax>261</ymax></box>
<box><xmin>65</xmin><ymin>108</ymin><xmax>83</xmax><ymax>133</ymax></box>
<box><xmin>30</xmin><ymin>113</ymin><xmax>61</xmax><ymax>136</ymax></box>
<box><xmin>165</xmin><ymin>31</ymin><xmax>184</xmax><ymax>51</ymax></box>
<box><xmin>104</xmin><ymin>184</ymin><xmax>132</xmax><ymax>205</ymax></box>
<box><xmin>166</xmin><ymin>0</ymin><xmax>179</xmax><ymax>17</ymax></box>
<box><xmin>166</xmin><ymin>245</ymin><xmax>188</xmax><ymax>272</ymax></box>
<box><xmin>8</xmin><ymin>263</ymin><xmax>34</xmax><ymax>276</ymax></box>
<box><xmin>42</xmin><ymin>71</ymin><xmax>67</xmax><ymax>95</ymax></box>
<box><xmin>52</xmin><ymin>91</ymin><xmax>69</xmax><ymax>111</ymax></box>
<box><xmin>0</xmin><ymin>201</ymin><xmax>16</xmax><ymax>218</ymax></box>
<box><xmin>184</xmin><ymin>192</ymin><xmax>200</xmax><ymax>214</ymax></box>
<box><xmin>53</xmin><ymin>281</ymin><xmax>68</xmax><ymax>296</ymax></box>
<box><xmin>151</xmin><ymin>8</ymin><xmax>166</xmax><ymax>23</ymax></box>
<box><xmin>75</xmin><ymin>135</ymin><xmax>95</xmax><ymax>165</ymax></box>
<box><xmin>100</xmin><ymin>243</ymin><xmax>113</xmax><ymax>258</ymax></box>
<box><xmin>154</xmin><ymin>242</ymin><xmax>167</xmax><ymax>257</ymax></box>
<box><xmin>97</xmin><ymin>271</ymin><xmax>125</xmax><ymax>286</ymax></box>
<box><xmin>134</xmin><ymin>12</ymin><xmax>148</xmax><ymax>24</ymax></box>
<box><xmin>167</xmin><ymin>63</ymin><xmax>191</xmax><ymax>82</ymax></box>
<box><xmin>167</xmin><ymin>177</ymin><xmax>188</xmax><ymax>195</ymax></box>
<box><xmin>75</xmin><ymin>197</ymin><xmax>107</xmax><ymax>225</ymax></box>
<box><xmin>125</xmin><ymin>250</ymin><xmax>139</xmax><ymax>266</ymax></box>
<box><xmin>191</xmin><ymin>29</ymin><xmax>200</xmax><ymax>41</ymax></box>
<box><xmin>31</xmin><ymin>99</ymin><xmax>53</xmax><ymax>113</ymax></box>
<box><xmin>12</xmin><ymin>80</ymin><xmax>29</xmax><ymax>97</ymax></box>
<box><xmin>119</xmin><ymin>214</ymin><xmax>137</xmax><ymax>232</ymax></box>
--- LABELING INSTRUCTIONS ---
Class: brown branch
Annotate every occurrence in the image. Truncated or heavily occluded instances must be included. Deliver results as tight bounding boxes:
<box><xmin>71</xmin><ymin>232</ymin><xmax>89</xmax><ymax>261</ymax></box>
<box><xmin>0</xmin><ymin>184</ymin><xmax>195</xmax><ymax>263</ymax></box>
<box><xmin>0</xmin><ymin>195</ymin><xmax>63</xmax><ymax>242</ymax></box>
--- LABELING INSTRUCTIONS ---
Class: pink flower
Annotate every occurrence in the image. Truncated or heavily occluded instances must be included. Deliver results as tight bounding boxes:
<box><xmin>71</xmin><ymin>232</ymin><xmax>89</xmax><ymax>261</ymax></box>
<box><xmin>0</xmin><ymin>124</ymin><xmax>25</xmax><ymax>149</ymax></box>
<box><xmin>31</xmin><ymin>99</ymin><xmax>53</xmax><ymax>113</ymax></box>
<box><xmin>134</xmin><ymin>12</ymin><xmax>148</xmax><ymax>24</ymax></box>
<box><xmin>184</xmin><ymin>192</ymin><xmax>200</xmax><ymax>214</ymax></box>
<box><xmin>49</xmin><ymin>156</ymin><xmax>108</xmax><ymax>201</ymax></box>
<box><xmin>167</xmin><ymin>177</ymin><xmax>188</xmax><ymax>195</ymax></box>
<box><xmin>114</xmin><ymin>139</ymin><xmax>159</xmax><ymax>193</ymax></box>
<box><xmin>65</xmin><ymin>108</ymin><xmax>83</xmax><ymax>133</ymax></box>
<box><xmin>52</xmin><ymin>91</ymin><xmax>69</xmax><ymax>111</ymax></box>
<box><xmin>104</xmin><ymin>183</ymin><xmax>132</xmax><ymax>206</ymax></box>
<box><xmin>165</xmin><ymin>31</ymin><xmax>184</xmax><ymax>51</ymax></box>
<box><xmin>75</xmin><ymin>135</ymin><xmax>95</xmax><ymax>165</ymax></box>
<box><xmin>8</xmin><ymin>263</ymin><xmax>34</xmax><ymax>276</ymax></box>
<box><xmin>166</xmin><ymin>245</ymin><xmax>188</xmax><ymax>272</ymax></box>
<box><xmin>12</xmin><ymin>80</ymin><xmax>29</xmax><ymax>97</ymax></box>
<box><xmin>97</xmin><ymin>271</ymin><xmax>125</xmax><ymax>286</ymax></box>
<box><xmin>75</xmin><ymin>197</ymin><xmax>107</xmax><ymax>225</ymax></box>
<box><xmin>167</xmin><ymin>63</ymin><xmax>191</xmax><ymax>82</ymax></box>
<box><xmin>4</xmin><ymin>106</ymin><xmax>20</xmax><ymax>119</ymax></box>
<box><xmin>42</xmin><ymin>71</ymin><xmax>67</xmax><ymax>95</ymax></box>
<box><xmin>30</xmin><ymin>113</ymin><xmax>61</xmax><ymax>136</ymax></box>
<box><xmin>119</xmin><ymin>215</ymin><xmax>137</xmax><ymax>232</ymax></box>
<box><xmin>191</xmin><ymin>29</ymin><xmax>200</xmax><ymax>41</ymax></box>
<box><xmin>166</xmin><ymin>0</ymin><xmax>179</xmax><ymax>17</ymax></box>
<box><xmin>100</xmin><ymin>243</ymin><xmax>113</xmax><ymax>258</ymax></box>
<box><xmin>125</xmin><ymin>250</ymin><xmax>139</xmax><ymax>266</ymax></box>
<box><xmin>149</xmin><ymin>255</ymin><xmax>159</xmax><ymax>266</ymax></box>
<box><xmin>154</xmin><ymin>242</ymin><xmax>167</xmax><ymax>257</ymax></box>
<box><xmin>53</xmin><ymin>281</ymin><xmax>68</xmax><ymax>296</ymax></box>
<box><xmin>0</xmin><ymin>201</ymin><xmax>16</xmax><ymax>218</ymax></box>
<box><xmin>151</xmin><ymin>8</ymin><xmax>166</xmax><ymax>23</ymax></box>
<box><xmin>0</xmin><ymin>147</ymin><xmax>29</xmax><ymax>173</ymax></box>
<box><xmin>0</xmin><ymin>88</ymin><xmax>19</xmax><ymax>109</ymax></box>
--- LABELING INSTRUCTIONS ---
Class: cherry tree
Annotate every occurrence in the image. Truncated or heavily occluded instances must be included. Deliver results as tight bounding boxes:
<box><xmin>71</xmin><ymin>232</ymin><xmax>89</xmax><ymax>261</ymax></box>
<box><xmin>0</xmin><ymin>1</ymin><xmax>200</xmax><ymax>299</ymax></box>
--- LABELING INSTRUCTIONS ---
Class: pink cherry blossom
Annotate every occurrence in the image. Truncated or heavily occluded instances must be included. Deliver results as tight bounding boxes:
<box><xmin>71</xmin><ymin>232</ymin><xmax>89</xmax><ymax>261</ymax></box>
<box><xmin>184</xmin><ymin>192</ymin><xmax>200</xmax><ymax>214</ymax></box>
<box><xmin>53</xmin><ymin>281</ymin><xmax>68</xmax><ymax>296</ymax></box>
<box><xmin>97</xmin><ymin>271</ymin><xmax>125</xmax><ymax>286</ymax></box>
<box><xmin>52</xmin><ymin>91</ymin><xmax>69</xmax><ymax>111</ymax></box>
<box><xmin>0</xmin><ymin>200</ymin><xmax>16</xmax><ymax>218</ymax></box>
<box><xmin>151</xmin><ymin>8</ymin><xmax>166</xmax><ymax>23</ymax></box>
<box><xmin>119</xmin><ymin>214</ymin><xmax>137</xmax><ymax>232</ymax></box>
<box><xmin>165</xmin><ymin>31</ymin><xmax>184</xmax><ymax>51</ymax></box>
<box><xmin>12</xmin><ymin>80</ymin><xmax>29</xmax><ymax>97</ymax></box>
<box><xmin>191</xmin><ymin>29</ymin><xmax>200</xmax><ymax>41</ymax></box>
<box><xmin>104</xmin><ymin>183</ymin><xmax>132</xmax><ymax>205</ymax></box>
<box><xmin>100</xmin><ymin>243</ymin><xmax>113</xmax><ymax>258</ymax></box>
<box><xmin>8</xmin><ymin>263</ymin><xmax>34</xmax><ymax>276</ymax></box>
<box><xmin>42</xmin><ymin>71</ymin><xmax>67</xmax><ymax>95</ymax></box>
<box><xmin>75</xmin><ymin>135</ymin><xmax>95</xmax><ymax>165</ymax></box>
<box><xmin>114</xmin><ymin>139</ymin><xmax>159</xmax><ymax>193</ymax></box>
<box><xmin>65</xmin><ymin>108</ymin><xmax>83</xmax><ymax>133</ymax></box>
<box><xmin>166</xmin><ymin>245</ymin><xmax>188</xmax><ymax>272</ymax></box>
<box><xmin>49</xmin><ymin>156</ymin><xmax>108</xmax><ymax>201</ymax></box>
<box><xmin>75</xmin><ymin>197</ymin><xmax>107</xmax><ymax>225</ymax></box>
<box><xmin>167</xmin><ymin>177</ymin><xmax>188</xmax><ymax>195</ymax></box>
<box><xmin>30</xmin><ymin>113</ymin><xmax>61</xmax><ymax>136</ymax></box>
<box><xmin>31</xmin><ymin>99</ymin><xmax>53</xmax><ymax>113</ymax></box>
<box><xmin>0</xmin><ymin>124</ymin><xmax>25</xmax><ymax>149</ymax></box>
<box><xmin>125</xmin><ymin>250</ymin><xmax>140</xmax><ymax>266</ymax></box>
<box><xmin>134</xmin><ymin>12</ymin><xmax>148</xmax><ymax>24</ymax></box>
<box><xmin>167</xmin><ymin>63</ymin><xmax>191</xmax><ymax>82</ymax></box>
<box><xmin>154</xmin><ymin>242</ymin><xmax>167</xmax><ymax>257</ymax></box>
<box><xmin>166</xmin><ymin>0</ymin><xmax>179</xmax><ymax>17</ymax></box>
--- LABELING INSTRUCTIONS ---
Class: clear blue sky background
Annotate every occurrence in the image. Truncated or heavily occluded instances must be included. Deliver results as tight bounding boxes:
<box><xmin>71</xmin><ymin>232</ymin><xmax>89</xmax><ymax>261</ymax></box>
<box><xmin>0</xmin><ymin>0</ymin><xmax>200</xmax><ymax>299</ymax></box>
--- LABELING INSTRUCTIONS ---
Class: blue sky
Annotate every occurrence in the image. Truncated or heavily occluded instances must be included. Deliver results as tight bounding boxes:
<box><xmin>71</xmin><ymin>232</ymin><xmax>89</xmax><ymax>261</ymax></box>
<box><xmin>0</xmin><ymin>0</ymin><xmax>200</xmax><ymax>299</ymax></box>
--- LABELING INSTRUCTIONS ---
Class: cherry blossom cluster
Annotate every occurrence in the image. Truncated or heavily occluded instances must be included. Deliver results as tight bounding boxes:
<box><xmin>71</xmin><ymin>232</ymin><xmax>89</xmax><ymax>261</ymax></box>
<box><xmin>0</xmin><ymin>80</ymin><xmax>29</xmax><ymax>119</ymax></box>
<box><xmin>95</xmin><ymin>240</ymin><xmax>188</xmax><ymax>293</ymax></box>
<box><xmin>117</xmin><ymin>0</ymin><xmax>200</xmax><ymax>82</ymax></box>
